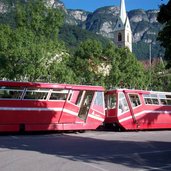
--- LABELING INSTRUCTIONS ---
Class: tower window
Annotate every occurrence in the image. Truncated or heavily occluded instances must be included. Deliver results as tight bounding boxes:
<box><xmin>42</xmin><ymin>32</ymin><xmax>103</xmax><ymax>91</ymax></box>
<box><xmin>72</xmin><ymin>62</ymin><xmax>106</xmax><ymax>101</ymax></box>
<box><xmin>118</xmin><ymin>33</ymin><xmax>122</xmax><ymax>42</ymax></box>
<box><xmin>127</xmin><ymin>33</ymin><xmax>129</xmax><ymax>42</ymax></box>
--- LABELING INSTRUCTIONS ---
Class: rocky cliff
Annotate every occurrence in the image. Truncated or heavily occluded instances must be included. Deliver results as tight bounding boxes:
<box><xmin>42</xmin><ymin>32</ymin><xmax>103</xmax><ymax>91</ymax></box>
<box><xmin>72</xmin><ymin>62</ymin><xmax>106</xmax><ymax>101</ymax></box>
<box><xmin>0</xmin><ymin>0</ymin><xmax>164</xmax><ymax>59</ymax></box>
<box><xmin>60</xmin><ymin>2</ymin><xmax>163</xmax><ymax>59</ymax></box>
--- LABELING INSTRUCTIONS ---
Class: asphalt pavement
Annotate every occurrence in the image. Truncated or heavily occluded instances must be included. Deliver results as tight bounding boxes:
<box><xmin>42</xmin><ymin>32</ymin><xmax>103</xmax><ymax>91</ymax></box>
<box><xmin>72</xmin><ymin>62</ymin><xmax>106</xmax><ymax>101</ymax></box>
<box><xmin>0</xmin><ymin>130</ymin><xmax>171</xmax><ymax>171</ymax></box>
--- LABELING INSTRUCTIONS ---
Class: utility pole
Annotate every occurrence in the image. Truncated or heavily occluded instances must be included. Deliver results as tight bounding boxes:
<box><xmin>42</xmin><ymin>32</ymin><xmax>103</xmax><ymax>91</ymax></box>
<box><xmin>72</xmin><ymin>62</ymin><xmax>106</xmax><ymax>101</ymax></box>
<box><xmin>149</xmin><ymin>42</ymin><xmax>152</xmax><ymax>88</ymax></box>
<box><xmin>149</xmin><ymin>43</ymin><xmax>152</xmax><ymax>67</ymax></box>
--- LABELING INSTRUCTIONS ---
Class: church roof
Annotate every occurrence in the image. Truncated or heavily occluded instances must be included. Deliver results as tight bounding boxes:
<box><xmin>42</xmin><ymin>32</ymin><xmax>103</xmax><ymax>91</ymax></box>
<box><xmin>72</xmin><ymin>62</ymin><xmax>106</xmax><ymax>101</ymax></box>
<box><xmin>114</xmin><ymin>0</ymin><xmax>131</xmax><ymax>31</ymax></box>
<box><xmin>120</xmin><ymin>0</ymin><xmax>127</xmax><ymax>24</ymax></box>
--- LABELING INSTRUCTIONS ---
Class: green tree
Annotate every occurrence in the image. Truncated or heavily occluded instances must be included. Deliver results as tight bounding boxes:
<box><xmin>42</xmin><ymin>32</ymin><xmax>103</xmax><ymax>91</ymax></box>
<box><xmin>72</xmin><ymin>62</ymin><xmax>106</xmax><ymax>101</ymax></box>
<box><xmin>75</xmin><ymin>39</ymin><xmax>103</xmax><ymax>59</ymax></box>
<box><xmin>149</xmin><ymin>60</ymin><xmax>171</xmax><ymax>91</ymax></box>
<box><xmin>104</xmin><ymin>46</ymin><xmax>147</xmax><ymax>89</ymax></box>
<box><xmin>48</xmin><ymin>53</ymin><xmax>76</xmax><ymax>84</ymax></box>
<box><xmin>0</xmin><ymin>0</ymin><xmax>74</xmax><ymax>82</ymax></box>
<box><xmin>102</xmin><ymin>43</ymin><xmax>122</xmax><ymax>88</ymax></box>
<box><xmin>59</xmin><ymin>24</ymin><xmax>111</xmax><ymax>53</ymax></box>
<box><xmin>157</xmin><ymin>0</ymin><xmax>171</xmax><ymax>67</ymax></box>
<box><xmin>70</xmin><ymin>39</ymin><xmax>105</xmax><ymax>85</ymax></box>
<box><xmin>71</xmin><ymin>39</ymin><xmax>147</xmax><ymax>89</ymax></box>
<box><xmin>150</xmin><ymin>62</ymin><xmax>165</xmax><ymax>91</ymax></box>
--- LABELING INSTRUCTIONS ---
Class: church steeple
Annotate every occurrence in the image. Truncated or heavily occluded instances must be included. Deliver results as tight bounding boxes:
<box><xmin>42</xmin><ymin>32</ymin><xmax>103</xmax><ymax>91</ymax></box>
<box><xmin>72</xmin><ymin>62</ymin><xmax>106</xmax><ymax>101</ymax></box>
<box><xmin>114</xmin><ymin>0</ymin><xmax>132</xmax><ymax>52</ymax></box>
<box><xmin>120</xmin><ymin>0</ymin><xmax>127</xmax><ymax>25</ymax></box>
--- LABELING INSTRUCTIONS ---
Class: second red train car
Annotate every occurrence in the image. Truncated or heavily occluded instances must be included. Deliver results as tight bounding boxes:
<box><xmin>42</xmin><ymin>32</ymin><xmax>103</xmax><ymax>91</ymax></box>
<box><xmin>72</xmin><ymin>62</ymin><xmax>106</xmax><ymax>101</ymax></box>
<box><xmin>105</xmin><ymin>89</ymin><xmax>171</xmax><ymax>130</ymax></box>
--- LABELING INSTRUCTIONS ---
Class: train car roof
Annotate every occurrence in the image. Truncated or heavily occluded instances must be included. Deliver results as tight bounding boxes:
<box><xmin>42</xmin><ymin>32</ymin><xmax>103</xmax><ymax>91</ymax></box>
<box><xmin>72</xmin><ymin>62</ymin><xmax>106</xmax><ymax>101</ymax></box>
<box><xmin>106</xmin><ymin>88</ymin><xmax>171</xmax><ymax>95</ymax></box>
<box><xmin>0</xmin><ymin>81</ymin><xmax>105</xmax><ymax>91</ymax></box>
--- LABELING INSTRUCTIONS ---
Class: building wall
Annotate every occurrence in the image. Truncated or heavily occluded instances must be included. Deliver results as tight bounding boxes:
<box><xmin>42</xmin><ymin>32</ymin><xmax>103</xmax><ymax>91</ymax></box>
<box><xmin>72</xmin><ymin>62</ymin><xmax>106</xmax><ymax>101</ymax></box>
<box><xmin>114</xmin><ymin>29</ymin><xmax>132</xmax><ymax>52</ymax></box>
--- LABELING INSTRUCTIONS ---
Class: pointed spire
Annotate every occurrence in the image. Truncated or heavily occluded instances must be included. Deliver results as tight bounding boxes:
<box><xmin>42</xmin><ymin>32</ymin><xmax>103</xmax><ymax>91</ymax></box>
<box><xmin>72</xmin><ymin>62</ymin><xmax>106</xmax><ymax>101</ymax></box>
<box><xmin>120</xmin><ymin>0</ymin><xmax>127</xmax><ymax>24</ymax></box>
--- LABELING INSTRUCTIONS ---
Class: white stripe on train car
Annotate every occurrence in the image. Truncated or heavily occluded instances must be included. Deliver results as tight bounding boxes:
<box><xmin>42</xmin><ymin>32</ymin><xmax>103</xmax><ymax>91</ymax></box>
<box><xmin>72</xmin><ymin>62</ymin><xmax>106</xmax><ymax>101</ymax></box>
<box><xmin>89</xmin><ymin>114</ymin><xmax>104</xmax><ymax>121</ymax></box>
<box><xmin>0</xmin><ymin>107</ymin><xmax>104</xmax><ymax>121</ymax></box>
<box><xmin>92</xmin><ymin>109</ymin><xmax>105</xmax><ymax>116</ymax></box>
<box><xmin>119</xmin><ymin>110</ymin><xmax>171</xmax><ymax>123</ymax></box>
<box><xmin>62</xmin><ymin>108</ymin><xmax>78</xmax><ymax>116</ymax></box>
<box><xmin>57</xmin><ymin>108</ymin><xmax>104</xmax><ymax>121</ymax></box>
<box><xmin>0</xmin><ymin>107</ymin><xmax>63</xmax><ymax>112</ymax></box>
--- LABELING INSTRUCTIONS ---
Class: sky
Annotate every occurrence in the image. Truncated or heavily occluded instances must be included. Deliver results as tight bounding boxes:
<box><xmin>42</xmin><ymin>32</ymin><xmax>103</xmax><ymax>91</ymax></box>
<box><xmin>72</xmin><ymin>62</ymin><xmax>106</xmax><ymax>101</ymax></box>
<box><xmin>60</xmin><ymin>0</ymin><xmax>169</xmax><ymax>12</ymax></box>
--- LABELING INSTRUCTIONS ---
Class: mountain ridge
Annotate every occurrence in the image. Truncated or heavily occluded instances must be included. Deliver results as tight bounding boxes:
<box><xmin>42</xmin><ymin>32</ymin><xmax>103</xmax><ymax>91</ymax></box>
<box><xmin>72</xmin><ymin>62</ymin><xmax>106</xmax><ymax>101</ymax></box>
<box><xmin>0</xmin><ymin>0</ymin><xmax>164</xmax><ymax>59</ymax></box>
<box><xmin>57</xmin><ymin>0</ymin><xmax>163</xmax><ymax>59</ymax></box>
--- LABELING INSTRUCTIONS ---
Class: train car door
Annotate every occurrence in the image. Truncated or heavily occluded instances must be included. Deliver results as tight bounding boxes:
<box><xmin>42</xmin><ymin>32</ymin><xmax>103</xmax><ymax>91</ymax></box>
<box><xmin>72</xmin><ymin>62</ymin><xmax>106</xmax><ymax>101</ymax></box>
<box><xmin>77</xmin><ymin>91</ymin><xmax>94</xmax><ymax>121</ymax></box>
<box><xmin>125</xmin><ymin>92</ymin><xmax>142</xmax><ymax>128</ymax></box>
<box><xmin>59</xmin><ymin>89</ymin><xmax>94</xmax><ymax>123</ymax></box>
<box><xmin>58</xmin><ymin>89</ymin><xmax>80</xmax><ymax>123</ymax></box>
<box><xmin>104</xmin><ymin>92</ymin><xmax>117</xmax><ymax>123</ymax></box>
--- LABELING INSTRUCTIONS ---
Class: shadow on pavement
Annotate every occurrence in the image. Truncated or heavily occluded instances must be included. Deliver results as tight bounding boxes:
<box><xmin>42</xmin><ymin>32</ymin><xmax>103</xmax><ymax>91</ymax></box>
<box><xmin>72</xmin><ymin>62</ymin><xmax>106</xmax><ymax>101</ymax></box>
<box><xmin>0</xmin><ymin>131</ymin><xmax>171</xmax><ymax>170</ymax></box>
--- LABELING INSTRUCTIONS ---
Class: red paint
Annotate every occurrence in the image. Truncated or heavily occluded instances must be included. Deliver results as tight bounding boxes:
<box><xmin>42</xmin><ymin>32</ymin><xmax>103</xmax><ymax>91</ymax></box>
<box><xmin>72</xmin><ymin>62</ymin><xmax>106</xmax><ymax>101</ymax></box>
<box><xmin>0</xmin><ymin>81</ymin><xmax>105</xmax><ymax>132</ymax></box>
<box><xmin>105</xmin><ymin>89</ymin><xmax>171</xmax><ymax>130</ymax></box>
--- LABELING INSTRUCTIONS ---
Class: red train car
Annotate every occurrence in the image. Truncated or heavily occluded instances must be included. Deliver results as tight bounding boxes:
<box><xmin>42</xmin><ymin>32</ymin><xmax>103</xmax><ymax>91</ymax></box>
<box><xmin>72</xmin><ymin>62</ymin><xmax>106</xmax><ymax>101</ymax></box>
<box><xmin>105</xmin><ymin>89</ymin><xmax>171</xmax><ymax>130</ymax></box>
<box><xmin>0</xmin><ymin>81</ymin><xmax>105</xmax><ymax>132</ymax></box>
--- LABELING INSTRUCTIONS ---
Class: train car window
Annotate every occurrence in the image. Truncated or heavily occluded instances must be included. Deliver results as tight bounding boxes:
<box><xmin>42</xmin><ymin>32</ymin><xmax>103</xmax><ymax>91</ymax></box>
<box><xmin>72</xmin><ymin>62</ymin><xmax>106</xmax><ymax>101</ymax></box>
<box><xmin>143</xmin><ymin>94</ymin><xmax>152</xmax><ymax>104</ymax></box>
<box><xmin>78</xmin><ymin>91</ymin><xmax>94</xmax><ymax>121</ymax></box>
<box><xmin>50</xmin><ymin>93</ymin><xmax>67</xmax><ymax>100</ymax></box>
<box><xmin>160</xmin><ymin>99</ymin><xmax>168</xmax><ymax>105</ymax></box>
<box><xmin>0</xmin><ymin>86</ymin><xmax>23</xmax><ymax>99</ymax></box>
<box><xmin>166</xmin><ymin>95</ymin><xmax>171</xmax><ymax>98</ymax></box>
<box><xmin>24</xmin><ymin>88</ymin><xmax>49</xmax><ymax>100</ymax></box>
<box><xmin>165</xmin><ymin>95</ymin><xmax>171</xmax><ymax>105</ymax></box>
<box><xmin>105</xmin><ymin>95</ymin><xmax>108</xmax><ymax>108</ymax></box>
<box><xmin>158</xmin><ymin>94</ymin><xmax>166</xmax><ymax>99</ymax></box>
<box><xmin>49</xmin><ymin>90</ymin><xmax>68</xmax><ymax>100</ymax></box>
<box><xmin>152</xmin><ymin>99</ymin><xmax>159</xmax><ymax>104</ymax></box>
<box><xmin>158</xmin><ymin>94</ymin><xmax>167</xmax><ymax>105</ymax></box>
<box><xmin>75</xmin><ymin>91</ymin><xmax>84</xmax><ymax>106</ymax></box>
<box><xmin>129</xmin><ymin>94</ymin><xmax>141</xmax><ymax>107</ymax></box>
<box><xmin>145</xmin><ymin>98</ymin><xmax>153</xmax><ymax>104</ymax></box>
<box><xmin>159</xmin><ymin>94</ymin><xmax>171</xmax><ymax>105</ymax></box>
<box><xmin>118</xmin><ymin>92</ymin><xmax>129</xmax><ymax>114</ymax></box>
<box><xmin>143</xmin><ymin>94</ymin><xmax>159</xmax><ymax>105</ymax></box>
<box><xmin>84</xmin><ymin>92</ymin><xmax>94</xmax><ymax>107</ymax></box>
<box><xmin>166</xmin><ymin>100</ymin><xmax>171</xmax><ymax>105</ymax></box>
<box><xmin>67</xmin><ymin>90</ymin><xmax>73</xmax><ymax>101</ymax></box>
<box><xmin>93</xmin><ymin>92</ymin><xmax>104</xmax><ymax>107</ymax></box>
<box><xmin>105</xmin><ymin>94</ymin><xmax>116</xmax><ymax>109</ymax></box>
<box><xmin>151</xmin><ymin>94</ymin><xmax>159</xmax><ymax>104</ymax></box>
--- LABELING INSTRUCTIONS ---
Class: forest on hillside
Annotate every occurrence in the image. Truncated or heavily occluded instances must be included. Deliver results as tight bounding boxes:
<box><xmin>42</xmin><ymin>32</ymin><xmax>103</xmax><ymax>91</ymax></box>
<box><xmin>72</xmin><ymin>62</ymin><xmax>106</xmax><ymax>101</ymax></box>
<box><xmin>0</xmin><ymin>0</ymin><xmax>170</xmax><ymax>91</ymax></box>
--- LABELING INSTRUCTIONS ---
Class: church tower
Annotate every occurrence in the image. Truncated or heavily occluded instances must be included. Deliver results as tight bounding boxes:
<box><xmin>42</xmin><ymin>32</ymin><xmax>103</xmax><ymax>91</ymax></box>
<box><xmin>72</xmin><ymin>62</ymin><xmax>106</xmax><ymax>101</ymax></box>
<box><xmin>114</xmin><ymin>0</ymin><xmax>132</xmax><ymax>52</ymax></box>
